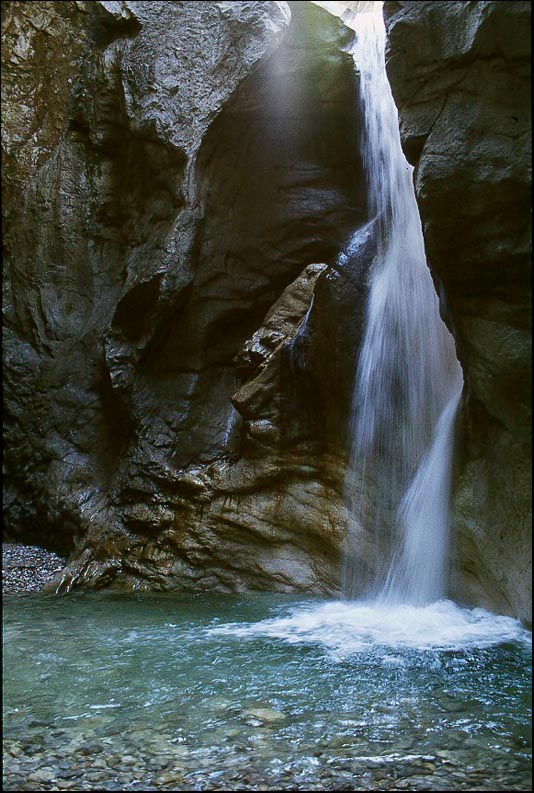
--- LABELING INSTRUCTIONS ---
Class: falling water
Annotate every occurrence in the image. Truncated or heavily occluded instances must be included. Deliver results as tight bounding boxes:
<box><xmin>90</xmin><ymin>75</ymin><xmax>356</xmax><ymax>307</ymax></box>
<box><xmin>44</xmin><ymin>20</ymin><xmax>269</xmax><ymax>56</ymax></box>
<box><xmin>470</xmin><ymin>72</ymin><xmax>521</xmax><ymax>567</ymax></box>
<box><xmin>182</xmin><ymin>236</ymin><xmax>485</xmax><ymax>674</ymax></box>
<box><xmin>341</xmin><ymin>3</ymin><xmax>463</xmax><ymax>605</ymax></box>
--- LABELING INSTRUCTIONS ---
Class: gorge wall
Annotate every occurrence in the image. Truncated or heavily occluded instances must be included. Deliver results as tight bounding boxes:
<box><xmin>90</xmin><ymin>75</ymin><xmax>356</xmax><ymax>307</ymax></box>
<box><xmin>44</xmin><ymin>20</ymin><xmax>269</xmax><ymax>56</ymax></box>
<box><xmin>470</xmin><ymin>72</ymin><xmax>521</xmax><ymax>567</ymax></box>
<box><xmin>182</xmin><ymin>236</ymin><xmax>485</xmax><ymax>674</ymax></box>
<box><xmin>2</xmin><ymin>1</ymin><xmax>531</xmax><ymax>623</ymax></box>
<box><xmin>3</xmin><ymin>0</ymin><xmax>368</xmax><ymax>595</ymax></box>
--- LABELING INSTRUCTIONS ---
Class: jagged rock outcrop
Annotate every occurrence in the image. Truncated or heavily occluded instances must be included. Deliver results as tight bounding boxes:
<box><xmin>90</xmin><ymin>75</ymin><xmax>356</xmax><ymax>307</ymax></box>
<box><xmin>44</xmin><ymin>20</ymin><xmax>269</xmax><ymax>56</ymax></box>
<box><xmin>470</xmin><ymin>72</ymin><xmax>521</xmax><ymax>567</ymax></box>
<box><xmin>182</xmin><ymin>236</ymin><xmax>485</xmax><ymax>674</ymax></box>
<box><xmin>3</xmin><ymin>0</ymin><xmax>368</xmax><ymax>593</ymax></box>
<box><xmin>384</xmin><ymin>0</ymin><xmax>532</xmax><ymax>624</ymax></box>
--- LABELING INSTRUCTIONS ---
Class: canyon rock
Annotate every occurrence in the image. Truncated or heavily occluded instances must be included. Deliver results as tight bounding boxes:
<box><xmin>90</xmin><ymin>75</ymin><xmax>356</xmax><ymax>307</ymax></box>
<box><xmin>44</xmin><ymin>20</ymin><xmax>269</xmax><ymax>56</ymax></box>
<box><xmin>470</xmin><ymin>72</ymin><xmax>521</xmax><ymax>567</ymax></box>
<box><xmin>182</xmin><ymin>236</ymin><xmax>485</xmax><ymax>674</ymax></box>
<box><xmin>3</xmin><ymin>1</ymin><xmax>367</xmax><ymax>594</ymax></box>
<box><xmin>2</xmin><ymin>0</ymin><xmax>531</xmax><ymax>623</ymax></box>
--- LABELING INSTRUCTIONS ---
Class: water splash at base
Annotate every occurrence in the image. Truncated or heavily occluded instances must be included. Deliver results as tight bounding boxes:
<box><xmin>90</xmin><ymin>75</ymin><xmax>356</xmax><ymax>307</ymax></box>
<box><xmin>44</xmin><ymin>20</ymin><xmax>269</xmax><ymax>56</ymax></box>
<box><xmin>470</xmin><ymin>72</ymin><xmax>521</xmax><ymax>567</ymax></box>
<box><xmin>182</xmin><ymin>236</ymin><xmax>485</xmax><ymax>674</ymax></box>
<box><xmin>210</xmin><ymin>599</ymin><xmax>531</xmax><ymax>659</ymax></box>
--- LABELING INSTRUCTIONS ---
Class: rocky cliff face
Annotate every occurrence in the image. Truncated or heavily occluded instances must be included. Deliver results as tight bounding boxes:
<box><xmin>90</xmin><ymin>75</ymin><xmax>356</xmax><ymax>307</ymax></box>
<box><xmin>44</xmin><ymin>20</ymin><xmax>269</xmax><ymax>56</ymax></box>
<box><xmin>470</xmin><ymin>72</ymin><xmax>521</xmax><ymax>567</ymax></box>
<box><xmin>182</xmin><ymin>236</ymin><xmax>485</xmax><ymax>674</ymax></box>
<box><xmin>3</xmin><ymin>1</ymin><xmax>531</xmax><ymax>622</ymax></box>
<box><xmin>3</xmin><ymin>0</ymin><xmax>369</xmax><ymax>594</ymax></box>
<box><xmin>383</xmin><ymin>0</ymin><xmax>532</xmax><ymax>624</ymax></box>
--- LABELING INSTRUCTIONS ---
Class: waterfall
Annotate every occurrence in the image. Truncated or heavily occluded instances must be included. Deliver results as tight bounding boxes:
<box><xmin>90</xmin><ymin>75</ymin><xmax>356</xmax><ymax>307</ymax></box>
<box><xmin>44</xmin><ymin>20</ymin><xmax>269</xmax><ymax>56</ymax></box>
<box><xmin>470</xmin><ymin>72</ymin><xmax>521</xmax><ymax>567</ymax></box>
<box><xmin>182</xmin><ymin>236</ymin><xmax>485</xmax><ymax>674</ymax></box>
<box><xmin>341</xmin><ymin>2</ymin><xmax>464</xmax><ymax>604</ymax></box>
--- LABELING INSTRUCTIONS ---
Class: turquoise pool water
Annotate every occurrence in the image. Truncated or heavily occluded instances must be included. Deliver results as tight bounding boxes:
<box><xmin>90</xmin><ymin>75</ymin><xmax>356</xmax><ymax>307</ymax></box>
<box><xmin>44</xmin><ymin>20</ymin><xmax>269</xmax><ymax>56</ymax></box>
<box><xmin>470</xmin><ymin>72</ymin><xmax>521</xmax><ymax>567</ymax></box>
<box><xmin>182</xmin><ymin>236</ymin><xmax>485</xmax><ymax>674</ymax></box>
<box><xmin>3</xmin><ymin>592</ymin><xmax>532</xmax><ymax>790</ymax></box>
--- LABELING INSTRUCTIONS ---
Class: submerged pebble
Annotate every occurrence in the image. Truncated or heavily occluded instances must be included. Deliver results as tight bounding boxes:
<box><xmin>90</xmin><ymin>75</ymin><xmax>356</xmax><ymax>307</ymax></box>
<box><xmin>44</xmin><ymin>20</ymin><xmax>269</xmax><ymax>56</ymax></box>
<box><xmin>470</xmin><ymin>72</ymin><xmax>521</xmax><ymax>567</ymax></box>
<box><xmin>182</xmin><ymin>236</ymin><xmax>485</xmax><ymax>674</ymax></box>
<box><xmin>245</xmin><ymin>707</ymin><xmax>287</xmax><ymax>724</ymax></box>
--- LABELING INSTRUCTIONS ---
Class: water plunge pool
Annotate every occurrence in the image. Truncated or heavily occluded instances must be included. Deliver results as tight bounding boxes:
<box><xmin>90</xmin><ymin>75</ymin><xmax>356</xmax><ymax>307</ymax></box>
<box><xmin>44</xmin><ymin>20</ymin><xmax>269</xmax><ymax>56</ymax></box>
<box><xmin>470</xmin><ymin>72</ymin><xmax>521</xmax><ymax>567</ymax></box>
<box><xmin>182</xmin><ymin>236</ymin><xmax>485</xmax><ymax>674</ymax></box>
<box><xmin>3</xmin><ymin>592</ymin><xmax>531</xmax><ymax>790</ymax></box>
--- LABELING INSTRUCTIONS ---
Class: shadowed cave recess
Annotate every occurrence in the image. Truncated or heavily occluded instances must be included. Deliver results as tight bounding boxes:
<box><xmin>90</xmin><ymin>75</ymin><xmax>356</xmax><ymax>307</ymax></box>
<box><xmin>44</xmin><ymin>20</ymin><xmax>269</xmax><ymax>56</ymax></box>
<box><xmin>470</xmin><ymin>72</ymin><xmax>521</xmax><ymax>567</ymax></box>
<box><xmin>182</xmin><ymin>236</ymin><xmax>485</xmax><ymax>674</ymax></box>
<box><xmin>2</xmin><ymin>0</ymin><xmax>531</xmax><ymax>625</ymax></box>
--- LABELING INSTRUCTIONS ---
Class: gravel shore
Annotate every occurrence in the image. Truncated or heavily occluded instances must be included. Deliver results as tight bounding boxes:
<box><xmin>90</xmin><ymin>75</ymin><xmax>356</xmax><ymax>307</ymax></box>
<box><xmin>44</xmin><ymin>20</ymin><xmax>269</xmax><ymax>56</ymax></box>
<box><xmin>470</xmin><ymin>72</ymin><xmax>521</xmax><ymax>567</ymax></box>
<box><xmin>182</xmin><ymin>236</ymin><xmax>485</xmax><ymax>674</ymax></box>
<box><xmin>2</xmin><ymin>543</ymin><xmax>66</xmax><ymax>594</ymax></box>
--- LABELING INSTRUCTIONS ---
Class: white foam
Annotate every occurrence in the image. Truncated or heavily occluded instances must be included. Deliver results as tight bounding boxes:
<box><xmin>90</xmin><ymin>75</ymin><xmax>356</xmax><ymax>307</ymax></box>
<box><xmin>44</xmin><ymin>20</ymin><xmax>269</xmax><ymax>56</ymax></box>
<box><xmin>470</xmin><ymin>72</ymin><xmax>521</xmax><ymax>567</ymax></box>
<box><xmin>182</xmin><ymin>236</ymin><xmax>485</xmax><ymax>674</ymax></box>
<box><xmin>210</xmin><ymin>600</ymin><xmax>531</xmax><ymax>657</ymax></box>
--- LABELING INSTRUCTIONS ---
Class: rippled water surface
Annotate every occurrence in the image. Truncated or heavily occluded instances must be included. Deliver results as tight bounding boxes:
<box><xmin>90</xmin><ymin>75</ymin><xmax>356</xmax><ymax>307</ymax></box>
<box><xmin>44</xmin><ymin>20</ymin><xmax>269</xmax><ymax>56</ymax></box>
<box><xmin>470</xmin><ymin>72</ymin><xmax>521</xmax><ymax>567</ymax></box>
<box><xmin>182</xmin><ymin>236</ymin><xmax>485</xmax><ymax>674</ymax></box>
<box><xmin>3</xmin><ymin>592</ymin><xmax>532</xmax><ymax>790</ymax></box>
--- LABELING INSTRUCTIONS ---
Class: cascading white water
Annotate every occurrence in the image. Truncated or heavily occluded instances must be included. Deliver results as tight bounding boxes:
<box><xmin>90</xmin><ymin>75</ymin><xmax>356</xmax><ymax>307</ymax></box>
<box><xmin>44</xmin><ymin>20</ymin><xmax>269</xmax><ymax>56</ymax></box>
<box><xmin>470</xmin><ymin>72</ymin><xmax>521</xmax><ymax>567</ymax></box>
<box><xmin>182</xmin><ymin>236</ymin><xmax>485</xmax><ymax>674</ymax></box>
<box><xmin>341</xmin><ymin>2</ymin><xmax>464</xmax><ymax>605</ymax></box>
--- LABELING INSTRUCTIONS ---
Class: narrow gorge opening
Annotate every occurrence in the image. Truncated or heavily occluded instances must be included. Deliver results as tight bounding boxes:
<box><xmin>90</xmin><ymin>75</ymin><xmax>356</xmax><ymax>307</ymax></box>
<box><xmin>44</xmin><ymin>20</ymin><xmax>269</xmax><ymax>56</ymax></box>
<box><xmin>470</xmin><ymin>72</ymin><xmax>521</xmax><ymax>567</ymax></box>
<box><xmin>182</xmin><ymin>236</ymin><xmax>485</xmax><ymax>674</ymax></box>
<box><xmin>311</xmin><ymin>1</ymin><xmax>464</xmax><ymax>608</ymax></box>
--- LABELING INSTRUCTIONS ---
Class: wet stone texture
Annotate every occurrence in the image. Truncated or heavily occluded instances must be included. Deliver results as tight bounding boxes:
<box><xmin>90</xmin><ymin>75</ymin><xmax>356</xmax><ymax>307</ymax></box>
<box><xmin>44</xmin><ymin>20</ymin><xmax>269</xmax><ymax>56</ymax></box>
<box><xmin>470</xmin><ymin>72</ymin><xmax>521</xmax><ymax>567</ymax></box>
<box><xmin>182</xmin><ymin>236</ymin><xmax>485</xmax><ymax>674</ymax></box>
<box><xmin>3</xmin><ymin>743</ymin><xmax>530</xmax><ymax>792</ymax></box>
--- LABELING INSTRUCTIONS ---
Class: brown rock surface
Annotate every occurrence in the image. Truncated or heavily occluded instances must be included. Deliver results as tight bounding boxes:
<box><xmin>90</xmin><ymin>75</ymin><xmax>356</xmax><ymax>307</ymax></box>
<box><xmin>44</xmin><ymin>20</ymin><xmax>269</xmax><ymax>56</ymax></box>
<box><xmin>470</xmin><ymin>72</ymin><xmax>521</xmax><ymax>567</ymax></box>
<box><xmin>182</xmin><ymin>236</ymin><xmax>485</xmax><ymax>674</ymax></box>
<box><xmin>3</xmin><ymin>1</ymin><xmax>367</xmax><ymax>595</ymax></box>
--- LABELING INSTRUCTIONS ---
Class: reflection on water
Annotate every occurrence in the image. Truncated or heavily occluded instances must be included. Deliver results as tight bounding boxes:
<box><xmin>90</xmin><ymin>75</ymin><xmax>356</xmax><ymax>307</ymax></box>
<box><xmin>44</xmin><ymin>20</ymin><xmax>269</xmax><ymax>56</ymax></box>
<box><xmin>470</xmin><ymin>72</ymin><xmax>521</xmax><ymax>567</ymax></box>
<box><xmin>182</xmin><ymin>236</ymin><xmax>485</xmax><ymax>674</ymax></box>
<box><xmin>3</xmin><ymin>592</ymin><xmax>532</xmax><ymax>791</ymax></box>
